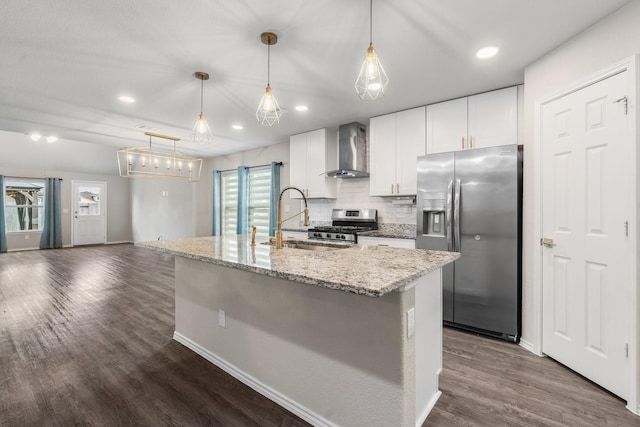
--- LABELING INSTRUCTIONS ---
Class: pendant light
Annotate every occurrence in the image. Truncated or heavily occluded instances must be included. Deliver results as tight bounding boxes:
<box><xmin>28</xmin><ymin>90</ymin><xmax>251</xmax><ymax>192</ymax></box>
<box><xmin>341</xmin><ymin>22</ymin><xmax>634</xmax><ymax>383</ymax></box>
<box><xmin>191</xmin><ymin>71</ymin><xmax>214</xmax><ymax>145</ymax></box>
<box><xmin>117</xmin><ymin>132</ymin><xmax>203</xmax><ymax>182</ymax></box>
<box><xmin>256</xmin><ymin>32</ymin><xmax>282</xmax><ymax>126</ymax></box>
<box><xmin>355</xmin><ymin>0</ymin><xmax>389</xmax><ymax>101</ymax></box>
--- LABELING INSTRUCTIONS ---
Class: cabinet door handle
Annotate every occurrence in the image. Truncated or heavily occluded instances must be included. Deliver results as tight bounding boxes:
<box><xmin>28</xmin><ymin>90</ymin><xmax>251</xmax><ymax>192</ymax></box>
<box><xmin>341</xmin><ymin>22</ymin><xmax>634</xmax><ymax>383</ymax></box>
<box><xmin>470</xmin><ymin>135</ymin><xmax>473</xmax><ymax>148</ymax></box>
<box><xmin>461</xmin><ymin>137</ymin><xmax>465</xmax><ymax>149</ymax></box>
<box><xmin>396</xmin><ymin>183</ymin><xmax>400</xmax><ymax>193</ymax></box>
<box><xmin>391</xmin><ymin>184</ymin><xmax>394</xmax><ymax>194</ymax></box>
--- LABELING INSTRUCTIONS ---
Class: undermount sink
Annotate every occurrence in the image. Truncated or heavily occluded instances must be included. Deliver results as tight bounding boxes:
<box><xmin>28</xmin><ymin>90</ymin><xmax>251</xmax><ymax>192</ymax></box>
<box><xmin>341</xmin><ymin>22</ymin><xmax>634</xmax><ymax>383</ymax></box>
<box><xmin>264</xmin><ymin>239</ymin><xmax>350</xmax><ymax>251</ymax></box>
<box><xmin>282</xmin><ymin>242</ymin><xmax>348</xmax><ymax>251</ymax></box>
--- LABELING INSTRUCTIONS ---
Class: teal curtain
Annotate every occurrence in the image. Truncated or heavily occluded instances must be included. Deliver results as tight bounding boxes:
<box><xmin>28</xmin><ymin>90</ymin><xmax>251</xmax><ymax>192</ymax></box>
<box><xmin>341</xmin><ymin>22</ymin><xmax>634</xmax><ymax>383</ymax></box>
<box><xmin>0</xmin><ymin>175</ymin><xmax>6</xmax><ymax>253</ymax></box>
<box><xmin>269</xmin><ymin>162</ymin><xmax>281</xmax><ymax>237</ymax></box>
<box><xmin>39</xmin><ymin>177</ymin><xmax>63</xmax><ymax>249</ymax></box>
<box><xmin>236</xmin><ymin>166</ymin><xmax>249</xmax><ymax>234</ymax></box>
<box><xmin>212</xmin><ymin>170</ymin><xmax>222</xmax><ymax>236</ymax></box>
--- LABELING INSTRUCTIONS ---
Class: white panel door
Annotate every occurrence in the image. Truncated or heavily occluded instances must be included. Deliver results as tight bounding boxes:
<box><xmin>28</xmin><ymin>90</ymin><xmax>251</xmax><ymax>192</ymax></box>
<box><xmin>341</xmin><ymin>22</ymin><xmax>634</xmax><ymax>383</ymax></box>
<box><xmin>426</xmin><ymin>97</ymin><xmax>467</xmax><ymax>154</ymax></box>
<box><xmin>468</xmin><ymin>86</ymin><xmax>518</xmax><ymax>149</ymax></box>
<box><xmin>396</xmin><ymin>106</ymin><xmax>425</xmax><ymax>195</ymax></box>
<box><xmin>369</xmin><ymin>113</ymin><xmax>397</xmax><ymax>196</ymax></box>
<box><xmin>541</xmin><ymin>71</ymin><xmax>629</xmax><ymax>399</ymax></box>
<box><xmin>73</xmin><ymin>181</ymin><xmax>106</xmax><ymax>246</ymax></box>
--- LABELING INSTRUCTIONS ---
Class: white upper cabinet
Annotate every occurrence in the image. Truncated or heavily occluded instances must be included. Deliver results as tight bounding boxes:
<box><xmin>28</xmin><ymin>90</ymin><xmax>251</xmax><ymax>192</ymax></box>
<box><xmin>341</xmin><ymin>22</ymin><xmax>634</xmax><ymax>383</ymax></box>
<box><xmin>289</xmin><ymin>128</ymin><xmax>337</xmax><ymax>199</ymax></box>
<box><xmin>370</xmin><ymin>106</ymin><xmax>426</xmax><ymax>196</ymax></box>
<box><xmin>426</xmin><ymin>86</ymin><xmax>518</xmax><ymax>154</ymax></box>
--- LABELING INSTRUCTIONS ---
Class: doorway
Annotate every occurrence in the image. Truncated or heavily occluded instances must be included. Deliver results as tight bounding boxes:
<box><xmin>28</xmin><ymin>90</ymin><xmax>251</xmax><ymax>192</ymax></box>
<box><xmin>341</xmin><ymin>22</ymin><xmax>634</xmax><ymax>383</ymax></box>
<box><xmin>72</xmin><ymin>180</ymin><xmax>107</xmax><ymax>246</ymax></box>
<box><xmin>535</xmin><ymin>57</ymin><xmax>638</xmax><ymax>412</ymax></box>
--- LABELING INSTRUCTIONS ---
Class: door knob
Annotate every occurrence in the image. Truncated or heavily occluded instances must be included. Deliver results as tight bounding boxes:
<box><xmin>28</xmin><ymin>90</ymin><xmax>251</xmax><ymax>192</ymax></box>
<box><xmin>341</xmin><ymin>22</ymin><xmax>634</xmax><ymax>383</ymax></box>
<box><xmin>540</xmin><ymin>238</ymin><xmax>556</xmax><ymax>248</ymax></box>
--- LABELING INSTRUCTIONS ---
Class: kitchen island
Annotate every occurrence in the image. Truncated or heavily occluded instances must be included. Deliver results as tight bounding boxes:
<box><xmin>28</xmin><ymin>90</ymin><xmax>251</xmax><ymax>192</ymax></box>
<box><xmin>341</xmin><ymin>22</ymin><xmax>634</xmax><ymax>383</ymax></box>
<box><xmin>138</xmin><ymin>236</ymin><xmax>458</xmax><ymax>427</ymax></box>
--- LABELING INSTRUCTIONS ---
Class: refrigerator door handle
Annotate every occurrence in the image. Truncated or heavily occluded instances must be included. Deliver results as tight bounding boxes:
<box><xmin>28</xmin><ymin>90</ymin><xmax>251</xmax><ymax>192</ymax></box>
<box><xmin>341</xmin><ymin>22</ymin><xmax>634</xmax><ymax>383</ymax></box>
<box><xmin>453</xmin><ymin>178</ymin><xmax>461</xmax><ymax>251</ymax></box>
<box><xmin>446</xmin><ymin>180</ymin><xmax>453</xmax><ymax>251</ymax></box>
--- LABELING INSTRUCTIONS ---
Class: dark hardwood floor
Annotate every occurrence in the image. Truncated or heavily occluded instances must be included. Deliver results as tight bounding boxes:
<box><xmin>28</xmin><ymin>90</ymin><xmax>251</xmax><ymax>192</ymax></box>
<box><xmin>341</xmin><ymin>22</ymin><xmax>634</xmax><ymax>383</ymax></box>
<box><xmin>0</xmin><ymin>244</ymin><xmax>637</xmax><ymax>426</ymax></box>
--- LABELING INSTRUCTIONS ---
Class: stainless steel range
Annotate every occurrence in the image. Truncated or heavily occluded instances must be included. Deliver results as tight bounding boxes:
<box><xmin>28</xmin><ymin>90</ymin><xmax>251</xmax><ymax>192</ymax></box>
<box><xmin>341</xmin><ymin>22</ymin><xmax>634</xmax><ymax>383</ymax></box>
<box><xmin>308</xmin><ymin>208</ymin><xmax>377</xmax><ymax>243</ymax></box>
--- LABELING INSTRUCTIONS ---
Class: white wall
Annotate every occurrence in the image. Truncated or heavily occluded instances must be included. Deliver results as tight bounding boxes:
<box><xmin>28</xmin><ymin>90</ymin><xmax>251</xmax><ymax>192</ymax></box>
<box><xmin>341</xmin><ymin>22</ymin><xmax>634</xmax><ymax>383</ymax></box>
<box><xmin>521</xmin><ymin>0</ymin><xmax>640</xmax><ymax>349</ymax></box>
<box><xmin>130</xmin><ymin>179</ymin><xmax>195</xmax><ymax>242</ymax></box>
<box><xmin>0</xmin><ymin>130</ymin><xmax>132</xmax><ymax>249</ymax></box>
<box><xmin>522</xmin><ymin>1</ymin><xmax>640</xmax><ymax>411</ymax></box>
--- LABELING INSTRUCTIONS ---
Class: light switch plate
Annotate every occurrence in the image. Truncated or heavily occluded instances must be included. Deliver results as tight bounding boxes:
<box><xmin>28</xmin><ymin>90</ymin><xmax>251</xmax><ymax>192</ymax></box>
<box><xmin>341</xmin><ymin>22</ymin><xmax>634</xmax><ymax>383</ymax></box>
<box><xmin>218</xmin><ymin>309</ymin><xmax>226</xmax><ymax>328</ymax></box>
<box><xmin>407</xmin><ymin>307</ymin><xmax>415</xmax><ymax>338</ymax></box>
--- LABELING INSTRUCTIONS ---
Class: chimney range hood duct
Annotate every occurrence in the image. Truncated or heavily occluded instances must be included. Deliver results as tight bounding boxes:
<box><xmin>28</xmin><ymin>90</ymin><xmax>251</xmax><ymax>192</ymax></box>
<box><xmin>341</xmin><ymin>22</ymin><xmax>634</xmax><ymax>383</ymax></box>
<box><xmin>326</xmin><ymin>122</ymin><xmax>369</xmax><ymax>178</ymax></box>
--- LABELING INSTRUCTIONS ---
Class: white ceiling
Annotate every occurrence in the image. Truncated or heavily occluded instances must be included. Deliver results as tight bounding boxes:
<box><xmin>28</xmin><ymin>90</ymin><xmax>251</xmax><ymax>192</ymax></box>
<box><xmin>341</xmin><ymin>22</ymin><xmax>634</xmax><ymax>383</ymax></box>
<box><xmin>0</xmin><ymin>0</ymin><xmax>631</xmax><ymax>156</ymax></box>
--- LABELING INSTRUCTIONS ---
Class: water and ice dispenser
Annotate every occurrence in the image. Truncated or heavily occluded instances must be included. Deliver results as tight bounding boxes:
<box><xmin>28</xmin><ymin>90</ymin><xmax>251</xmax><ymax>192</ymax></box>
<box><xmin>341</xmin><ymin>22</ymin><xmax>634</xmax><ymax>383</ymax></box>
<box><xmin>420</xmin><ymin>196</ymin><xmax>446</xmax><ymax>237</ymax></box>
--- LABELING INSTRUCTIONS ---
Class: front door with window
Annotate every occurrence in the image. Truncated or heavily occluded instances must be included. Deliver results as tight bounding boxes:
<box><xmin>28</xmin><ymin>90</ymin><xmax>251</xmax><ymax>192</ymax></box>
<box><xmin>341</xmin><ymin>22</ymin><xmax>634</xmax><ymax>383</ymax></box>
<box><xmin>72</xmin><ymin>181</ymin><xmax>106</xmax><ymax>246</ymax></box>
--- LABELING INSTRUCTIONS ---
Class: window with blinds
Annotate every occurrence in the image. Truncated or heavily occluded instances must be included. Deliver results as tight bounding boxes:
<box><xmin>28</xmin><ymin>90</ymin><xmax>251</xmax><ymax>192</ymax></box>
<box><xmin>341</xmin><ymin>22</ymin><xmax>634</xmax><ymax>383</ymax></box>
<box><xmin>248</xmin><ymin>166</ymin><xmax>272</xmax><ymax>237</ymax></box>
<box><xmin>221</xmin><ymin>171</ymin><xmax>238</xmax><ymax>235</ymax></box>
<box><xmin>220</xmin><ymin>167</ymin><xmax>272</xmax><ymax>237</ymax></box>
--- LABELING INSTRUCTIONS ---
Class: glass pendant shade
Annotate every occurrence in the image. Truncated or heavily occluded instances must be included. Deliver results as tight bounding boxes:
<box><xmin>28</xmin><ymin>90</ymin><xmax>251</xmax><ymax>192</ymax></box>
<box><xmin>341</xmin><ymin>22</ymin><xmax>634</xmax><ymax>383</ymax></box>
<box><xmin>191</xmin><ymin>112</ymin><xmax>214</xmax><ymax>145</ymax></box>
<box><xmin>355</xmin><ymin>43</ymin><xmax>389</xmax><ymax>100</ymax></box>
<box><xmin>191</xmin><ymin>71</ymin><xmax>214</xmax><ymax>145</ymax></box>
<box><xmin>256</xmin><ymin>85</ymin><xmax>282</xmax><ymax>126</ymax></box>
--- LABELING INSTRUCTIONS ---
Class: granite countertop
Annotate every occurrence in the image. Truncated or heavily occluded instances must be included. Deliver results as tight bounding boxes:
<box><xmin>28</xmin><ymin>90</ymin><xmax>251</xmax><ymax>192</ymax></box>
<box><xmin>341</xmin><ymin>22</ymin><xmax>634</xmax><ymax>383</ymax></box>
<box><xmin>137</xmin><ymin>236</ymin><xmax>458</xmax><ymax>297</ymax></box>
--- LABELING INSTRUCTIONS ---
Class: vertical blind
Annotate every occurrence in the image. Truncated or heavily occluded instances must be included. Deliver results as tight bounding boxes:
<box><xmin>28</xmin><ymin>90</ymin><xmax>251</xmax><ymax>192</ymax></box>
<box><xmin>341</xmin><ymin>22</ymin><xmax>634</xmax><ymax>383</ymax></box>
<box><xmin>248</xmin><ymin>166</ymin><xmax>272</xmax><ymax>236</ymax></box>
<box><xmin>221</xmin><ymin>166</ymin><xmax>273</xmax><ymax>237</ymax></box>
<box><xmin>221</xmin><ymin>171</ymin><xmax>238</xmax><ymax>235</ymax></box>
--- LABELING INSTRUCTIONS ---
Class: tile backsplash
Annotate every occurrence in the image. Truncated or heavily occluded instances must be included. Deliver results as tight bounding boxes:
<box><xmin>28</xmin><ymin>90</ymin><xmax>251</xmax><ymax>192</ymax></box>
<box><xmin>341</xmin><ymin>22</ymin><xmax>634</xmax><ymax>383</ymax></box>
<box><xmin>303</xmin><ymin>178</ymin><xmax>416</xmax><ymax>226</ymax></box>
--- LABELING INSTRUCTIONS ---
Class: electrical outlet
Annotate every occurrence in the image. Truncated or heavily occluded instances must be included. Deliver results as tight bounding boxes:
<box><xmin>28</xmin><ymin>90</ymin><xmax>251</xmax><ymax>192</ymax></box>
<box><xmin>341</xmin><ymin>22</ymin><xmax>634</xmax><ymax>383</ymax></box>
<box><xmin>284</xmin><ymin>204</ymin><xmax>290</xmax><ymax>213</ymax></box>
<box><xmin>24</xmin><ymin>234</ymin><xmax>30</xmax><ymax>240</ymax></box>
<box><xmin>218</xmin><ymin>309</ymin><xmax>226</xmax><ymax>328</ymax></box>
<box><xmin>407</xmin><ymin>307</ymin><xmax>415</xmax><ymax>338</ymax></box>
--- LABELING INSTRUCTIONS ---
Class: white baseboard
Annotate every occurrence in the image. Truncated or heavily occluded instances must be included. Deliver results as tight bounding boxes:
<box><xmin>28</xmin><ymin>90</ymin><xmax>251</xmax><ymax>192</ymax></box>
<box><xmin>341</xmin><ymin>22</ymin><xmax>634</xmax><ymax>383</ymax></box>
<box><xmin>7</xmin><ymin>247</ymin><xmax>40</xmax><ymax>252</ymax></box>
<box><xmin>416</xmin><ymin>390</ymin><xmax>441</xmax><ymax>427</ymax></box>
<box><xmin>173</xmin><ymin>332</ymin><xmax>337</xmax><ymax>427</ymax></box>
<box><xmin>519</xmin><ymin>338</ymin><xmax>537</xmax><ymax>354</ymax></box>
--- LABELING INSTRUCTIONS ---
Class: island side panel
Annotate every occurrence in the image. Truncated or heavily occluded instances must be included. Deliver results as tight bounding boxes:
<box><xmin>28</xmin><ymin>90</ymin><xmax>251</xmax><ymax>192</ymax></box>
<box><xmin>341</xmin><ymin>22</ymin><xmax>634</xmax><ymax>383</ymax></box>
<box><xmin>415</xmin><ymin>268</ymin><xmax>443</xmax><ymax>425</ymax></box>
<box><xmin>174</xmin><ymin>257</ymin><xmax>418</xmax><ymax>427</ymax></box>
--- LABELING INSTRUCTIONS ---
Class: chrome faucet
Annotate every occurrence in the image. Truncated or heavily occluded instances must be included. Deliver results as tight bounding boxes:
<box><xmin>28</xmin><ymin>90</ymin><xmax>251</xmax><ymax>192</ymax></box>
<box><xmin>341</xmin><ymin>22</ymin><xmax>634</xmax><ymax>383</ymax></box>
<box><xmin>276</xmin><ymin>186</ymin><xmax>309</xmax><ymax>249</ymax></box>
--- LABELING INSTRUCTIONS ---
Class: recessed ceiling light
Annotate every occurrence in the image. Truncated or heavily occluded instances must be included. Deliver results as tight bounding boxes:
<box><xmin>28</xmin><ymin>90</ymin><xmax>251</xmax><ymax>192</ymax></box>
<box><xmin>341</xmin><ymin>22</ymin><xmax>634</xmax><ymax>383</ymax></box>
<box><xmin>119</xmin><ymin>95</ymin><xmax>136</xmax><ymax>103</ymax></box>
<box><xmin>231</xmin><ymin>124</ymin><xmax>244</xmax><ymax>130</ymax></box>
<box><xmin>29</xmin><ymin>134</ymin><xmax>42</xmax><ymax>141</ymax></box>
<box><xmin>295</xmin><ymin>105</ymin><xmax>309</xmax><ymax>112</ymax></box>
<box><xmin>46</xmin><ymin>136</ymin><xmax>58</xmax><ymax>144</ymax></box>
<box><xmin>476</xmin><ymin>46</ymin><xmax>499</xmax><ymax>59</ymax></box>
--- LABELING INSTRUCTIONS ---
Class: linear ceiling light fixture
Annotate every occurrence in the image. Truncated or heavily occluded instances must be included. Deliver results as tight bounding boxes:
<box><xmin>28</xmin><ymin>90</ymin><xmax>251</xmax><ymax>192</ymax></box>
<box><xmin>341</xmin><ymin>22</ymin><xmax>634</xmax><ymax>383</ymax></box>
<box><xmin>117</xmin><ymin>132</ymin><xmax>203</xmax><ymax>182</ymax></box>
<box><xmin>355</xmin><ymin>0</ymin><xmax>389</xmax><ymax>100</ymax></box>
<box><xmin>256</xmin><ymin>32</ymin><xmax>282</xmax><ymax>126</ymax></box>
<box><xmin>191</xmin><ymin>71</ymin><xmax>214</xmax><ymax>145</ymax></box>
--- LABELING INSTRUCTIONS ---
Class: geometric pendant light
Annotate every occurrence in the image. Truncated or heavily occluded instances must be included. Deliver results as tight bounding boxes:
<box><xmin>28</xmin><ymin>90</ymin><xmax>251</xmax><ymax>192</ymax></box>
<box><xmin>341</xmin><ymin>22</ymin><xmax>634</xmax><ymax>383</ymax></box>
<box><xmin>256</xmin><ymin>32</ymin><xmax>282</xmax><ymax>126</ymax></box>
<box><xmin>354</xmin><ymin>0</ymin><xmax>389</xmax><ymax>100</ymax></box>
<box><xmin>190</xmin><ymin>71</ymin><xmax>214</xmax><ymax>144</ymax></box>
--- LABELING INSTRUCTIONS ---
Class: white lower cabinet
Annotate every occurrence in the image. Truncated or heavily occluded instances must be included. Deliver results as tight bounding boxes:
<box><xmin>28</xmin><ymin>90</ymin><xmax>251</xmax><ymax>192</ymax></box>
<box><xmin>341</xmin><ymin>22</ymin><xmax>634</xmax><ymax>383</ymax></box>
<box><xmin>281</xmin><ymin>231</ymin><xmax>309</xmax><ymax>241</ymax></box>
<box><xmin>357</xmin><ymin>236</ymin><xmax>416</xmax><ymax>249</ymax></box>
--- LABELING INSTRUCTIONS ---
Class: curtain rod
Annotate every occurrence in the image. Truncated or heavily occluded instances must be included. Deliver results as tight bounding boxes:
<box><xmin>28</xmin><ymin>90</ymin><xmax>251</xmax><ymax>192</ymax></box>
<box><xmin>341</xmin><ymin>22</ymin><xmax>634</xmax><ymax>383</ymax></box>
<box><xmin>4</xmin><ymin>176</ymin><xmax>63</xmax><ymax>181</ymax></box>
<box><xmin>216</xmin><ymin>161</ymin><xmax>282</xmax><ymax>173</ymax></box>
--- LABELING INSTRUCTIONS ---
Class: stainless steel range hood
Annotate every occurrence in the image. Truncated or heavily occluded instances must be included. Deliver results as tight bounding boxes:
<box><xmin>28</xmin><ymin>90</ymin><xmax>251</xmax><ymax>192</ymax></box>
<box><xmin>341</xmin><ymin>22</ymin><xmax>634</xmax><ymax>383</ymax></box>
<box><xmin>326</xmin><ymin>122</ymin><xmax>369</xmax><ymax>178</ymax></box>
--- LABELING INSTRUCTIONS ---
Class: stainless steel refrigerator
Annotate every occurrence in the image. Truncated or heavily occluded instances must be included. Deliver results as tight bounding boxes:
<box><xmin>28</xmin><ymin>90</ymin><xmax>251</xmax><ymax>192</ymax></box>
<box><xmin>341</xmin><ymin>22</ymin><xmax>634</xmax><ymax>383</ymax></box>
<box><xmin>416</xmin><ymin>145</ymin><xmax>522</xmax><ymax>342</ymax></box>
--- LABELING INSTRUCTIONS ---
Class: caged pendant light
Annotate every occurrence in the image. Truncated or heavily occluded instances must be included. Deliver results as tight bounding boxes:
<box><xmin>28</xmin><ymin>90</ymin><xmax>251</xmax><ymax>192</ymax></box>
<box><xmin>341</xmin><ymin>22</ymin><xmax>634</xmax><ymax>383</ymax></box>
<box><xmin>354</xmin><ymin>0</ymin><xmax>389</xmax><ymax>101</ymax></box>
<box><xmin>191</xmin><ymin>71</ymin><xmax>214</xmax><ymax>145</ymax></box>
<box><xmin>256</xmin><ymin>32</ymin><xmax>282</xmax><ymax>126</ymax></box>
